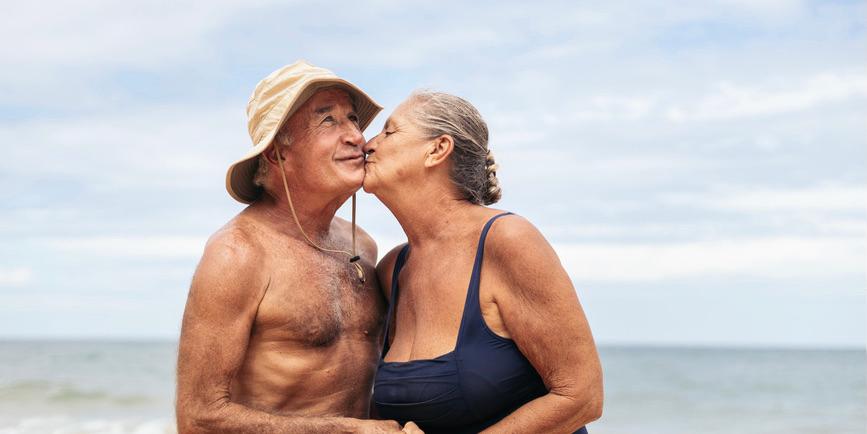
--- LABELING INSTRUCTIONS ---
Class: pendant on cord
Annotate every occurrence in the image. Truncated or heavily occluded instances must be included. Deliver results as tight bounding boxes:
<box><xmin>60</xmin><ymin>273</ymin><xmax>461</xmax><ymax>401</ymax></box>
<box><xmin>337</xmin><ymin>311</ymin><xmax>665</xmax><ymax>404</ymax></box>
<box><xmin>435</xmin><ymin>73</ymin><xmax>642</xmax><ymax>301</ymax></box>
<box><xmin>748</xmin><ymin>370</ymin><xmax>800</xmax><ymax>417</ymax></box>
<box><xmin>350</xmin><ymin>255</ymin><xmax>365</xmax><ymax>283</ymax></box>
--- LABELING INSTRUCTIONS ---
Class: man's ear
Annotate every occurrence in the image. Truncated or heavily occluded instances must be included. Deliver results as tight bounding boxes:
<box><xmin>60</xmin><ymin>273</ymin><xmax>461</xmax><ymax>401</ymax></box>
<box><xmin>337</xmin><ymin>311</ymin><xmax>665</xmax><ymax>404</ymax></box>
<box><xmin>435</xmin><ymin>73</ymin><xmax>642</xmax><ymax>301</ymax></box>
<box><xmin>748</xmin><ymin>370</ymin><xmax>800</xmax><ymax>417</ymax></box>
<box><xmin>424</xmin><ymin>135</ymin><xmax>454</xmax><ymax>168</ymax></box>
<box><xmin>264</xmin><ymin>144</ymin><xmax>285</xmax><ymax>166</ymax></box>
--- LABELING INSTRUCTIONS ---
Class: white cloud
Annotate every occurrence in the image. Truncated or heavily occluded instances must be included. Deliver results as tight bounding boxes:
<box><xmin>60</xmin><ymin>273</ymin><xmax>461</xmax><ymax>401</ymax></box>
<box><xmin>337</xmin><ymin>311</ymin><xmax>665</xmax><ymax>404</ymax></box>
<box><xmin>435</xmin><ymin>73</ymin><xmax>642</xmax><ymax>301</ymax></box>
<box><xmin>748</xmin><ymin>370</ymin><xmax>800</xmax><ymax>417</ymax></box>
<box><xmin>541</xmin><ymin>222</ymin><xmax>722</xmax><ymax>240</ymax></box>
<box><xmin>0</xmin><ymin>0</ymin><xmax>283</xmax><ymax>109</ymax></box>
<box><xmin>0</xmin><ymin>105</ymin><xmax>247</xmax><ymax>189</ymax></box>
<box><xmin>712</xmin><ymin>185</ymin><xmax>866</xmax><ymax>213</ymax></box>
<box><xmin>716</xmin><ymin>0</ymin><xmax>807</xmax><ymax>19</ymax></box>
<box><xmin>539</xmin><ymin>185</ymin><xmax>867</xmax><ymax>240</ymax></box>
<box><xmin>664</xmin><ymin>184</ymin><xmax>867</xmax><ymax>214</ymax></box>
<box><xmin>0</xmin><ymin>0</ymin><xmax>278</xmax><ymax>68</ymax></box>
<box><xmin>0</xmin><ymin>0</ymin><xmax>863</xmax><ymax>346</ymax></box>
<box><xmin>495</xmin><ymin>148</ymin><xmax>714</xmax><ymax>189</ymax></box>
<box><xmin>804</xmin><ymin>218</ymin><xmax>867</xmax><ymax>238</ymax></box>
<box><xmin>544</xmin><ymin>96</ymin><xmax>657</xmax><ymax>123</ymax></box>
<box><xmin>43</xmin><ymin>236</ymin><xmax>207</xmax><ymax>259</ymax></box>
<box><xmin>666</xmin><ymin>72</ymin><xmax>867</xmax><ymax>121</ymax></box>
<box><xmin>556</xmin><ymin>236</ymin><xmax>864</xmax><ymax>282</ymax></box>
<box><xmin>0</xmin><ymin>268</ymin><xmax>32</xmax><ymax>286</ymax></box>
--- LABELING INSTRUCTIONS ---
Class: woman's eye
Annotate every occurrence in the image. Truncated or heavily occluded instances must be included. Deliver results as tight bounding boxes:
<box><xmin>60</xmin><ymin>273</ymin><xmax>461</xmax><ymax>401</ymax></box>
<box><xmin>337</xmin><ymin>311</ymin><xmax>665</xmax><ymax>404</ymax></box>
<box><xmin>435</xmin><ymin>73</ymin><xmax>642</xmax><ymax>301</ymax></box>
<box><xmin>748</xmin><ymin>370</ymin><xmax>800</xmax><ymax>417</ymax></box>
<box><xmin>349</xmin><ymin>114</ymin><xmax>360</xmax><ymax>124</ymax></box>
<box><xmin>384</xmin><ymin>131</ymin><xmax>395</xmax><ymax>136</ymax></box>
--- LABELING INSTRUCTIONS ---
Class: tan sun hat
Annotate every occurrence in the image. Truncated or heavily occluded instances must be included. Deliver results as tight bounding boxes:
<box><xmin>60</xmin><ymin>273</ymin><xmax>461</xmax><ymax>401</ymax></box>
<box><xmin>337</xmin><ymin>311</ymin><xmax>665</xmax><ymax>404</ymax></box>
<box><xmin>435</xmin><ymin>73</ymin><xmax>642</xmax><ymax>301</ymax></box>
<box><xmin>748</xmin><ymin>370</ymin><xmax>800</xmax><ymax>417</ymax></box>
<box><xmin>226</xmin><ymin>60</ymin><xmax>382</xmax><ymax>204</ymax></box>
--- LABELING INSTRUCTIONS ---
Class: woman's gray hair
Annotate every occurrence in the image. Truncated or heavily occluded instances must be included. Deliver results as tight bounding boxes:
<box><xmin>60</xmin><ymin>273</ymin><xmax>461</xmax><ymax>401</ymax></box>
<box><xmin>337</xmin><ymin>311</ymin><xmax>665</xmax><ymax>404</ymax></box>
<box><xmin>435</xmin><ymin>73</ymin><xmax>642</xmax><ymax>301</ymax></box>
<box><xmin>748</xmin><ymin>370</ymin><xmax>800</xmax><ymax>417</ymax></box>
<box><xmin>408</xmin><ymin>90</ymin><xmax>501</xmax><ymax>205</ymax></box>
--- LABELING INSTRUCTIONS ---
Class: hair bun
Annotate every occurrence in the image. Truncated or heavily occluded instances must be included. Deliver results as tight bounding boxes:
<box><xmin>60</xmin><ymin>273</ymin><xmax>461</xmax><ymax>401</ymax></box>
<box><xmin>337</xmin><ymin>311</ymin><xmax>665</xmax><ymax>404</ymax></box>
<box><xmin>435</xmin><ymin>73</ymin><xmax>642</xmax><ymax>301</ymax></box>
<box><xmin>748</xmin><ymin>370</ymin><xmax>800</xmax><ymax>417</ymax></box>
<box><xmin>483</xmin><ymin>150</ymin><xmax>502</xmax><ymax>205</ymax></box>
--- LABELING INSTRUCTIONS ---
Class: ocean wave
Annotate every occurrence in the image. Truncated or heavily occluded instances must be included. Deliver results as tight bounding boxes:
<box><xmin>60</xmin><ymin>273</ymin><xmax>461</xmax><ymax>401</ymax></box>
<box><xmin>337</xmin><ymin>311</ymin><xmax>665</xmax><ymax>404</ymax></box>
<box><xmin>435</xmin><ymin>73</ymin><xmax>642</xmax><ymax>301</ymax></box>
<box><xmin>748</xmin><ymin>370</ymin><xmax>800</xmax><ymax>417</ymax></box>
<box><xmin>0</xmin><ymin>381</ymin><xmax>154</xmax><ymax>406</ymax></box>
<box><xmin>0</xmin><ymin>416</ymin><xmax>176</xmax><ymax>434</ymax></box>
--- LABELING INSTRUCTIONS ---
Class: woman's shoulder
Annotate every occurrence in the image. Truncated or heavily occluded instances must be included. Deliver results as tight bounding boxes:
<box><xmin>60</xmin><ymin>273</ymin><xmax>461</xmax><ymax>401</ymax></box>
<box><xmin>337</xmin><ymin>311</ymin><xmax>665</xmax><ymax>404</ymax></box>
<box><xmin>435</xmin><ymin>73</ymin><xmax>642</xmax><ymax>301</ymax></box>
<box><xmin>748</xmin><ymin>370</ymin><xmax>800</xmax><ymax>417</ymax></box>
<box><xmin>484</xmin><ymin>212</ymin><xmax>561</xmax><ymax>282</ymax></box>
<box><xmin>485</xmin><ymin>212</ymin><xmax>549</xmax><ymax>252</ymax></box>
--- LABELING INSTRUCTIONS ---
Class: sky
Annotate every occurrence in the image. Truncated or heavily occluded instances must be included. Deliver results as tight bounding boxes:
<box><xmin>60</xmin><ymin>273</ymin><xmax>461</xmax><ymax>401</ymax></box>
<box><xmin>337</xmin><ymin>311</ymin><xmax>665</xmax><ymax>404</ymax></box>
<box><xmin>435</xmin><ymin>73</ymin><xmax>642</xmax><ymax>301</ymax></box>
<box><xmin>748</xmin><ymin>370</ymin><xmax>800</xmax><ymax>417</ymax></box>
<box><xmin>0</xmin><ymin>0</ymin><xmax>864</xmax><ymax>347</ymax></box>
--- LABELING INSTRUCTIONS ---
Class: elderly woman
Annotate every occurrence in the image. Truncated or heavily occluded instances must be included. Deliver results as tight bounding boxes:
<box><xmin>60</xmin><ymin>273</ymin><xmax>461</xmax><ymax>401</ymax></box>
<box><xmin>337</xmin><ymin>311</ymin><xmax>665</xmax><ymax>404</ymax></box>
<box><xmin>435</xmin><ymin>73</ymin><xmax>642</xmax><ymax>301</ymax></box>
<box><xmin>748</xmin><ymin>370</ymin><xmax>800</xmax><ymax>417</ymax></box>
<box><xmin>362</xmin><ymin>91</ymin><xmax>603</xmax><ymax>434</ymax></box>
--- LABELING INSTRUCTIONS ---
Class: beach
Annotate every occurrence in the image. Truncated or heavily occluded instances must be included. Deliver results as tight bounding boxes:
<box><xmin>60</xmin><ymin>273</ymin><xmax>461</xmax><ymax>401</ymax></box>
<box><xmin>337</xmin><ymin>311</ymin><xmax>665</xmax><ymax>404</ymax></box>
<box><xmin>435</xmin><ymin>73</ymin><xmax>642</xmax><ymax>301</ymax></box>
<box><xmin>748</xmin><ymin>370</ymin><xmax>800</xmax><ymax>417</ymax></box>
<box><xmin>0</xmin><ymin>341</ymin><xmax>862</xmax><ymax>434</ymax></box>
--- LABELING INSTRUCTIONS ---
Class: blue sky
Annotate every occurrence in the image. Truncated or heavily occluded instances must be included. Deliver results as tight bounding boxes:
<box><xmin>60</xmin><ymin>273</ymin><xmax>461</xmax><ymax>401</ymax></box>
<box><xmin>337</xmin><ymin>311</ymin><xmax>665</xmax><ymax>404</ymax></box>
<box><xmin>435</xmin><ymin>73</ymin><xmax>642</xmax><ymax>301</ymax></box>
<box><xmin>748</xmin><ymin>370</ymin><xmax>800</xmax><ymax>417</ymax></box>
<box><xmin>0</xmin><ymin>0</ymin><xmax>864</xmax><ymax>347</ymax></box>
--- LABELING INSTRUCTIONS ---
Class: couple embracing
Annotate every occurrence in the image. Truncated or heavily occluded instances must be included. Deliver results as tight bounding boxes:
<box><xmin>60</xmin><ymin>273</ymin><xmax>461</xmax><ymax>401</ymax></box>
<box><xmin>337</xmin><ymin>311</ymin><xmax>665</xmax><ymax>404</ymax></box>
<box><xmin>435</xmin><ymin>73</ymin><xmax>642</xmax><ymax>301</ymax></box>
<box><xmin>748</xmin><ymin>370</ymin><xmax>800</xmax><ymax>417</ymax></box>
<box><xmin>176</xmin><ymin>61</ymin><xmax>602</xmax><ymax>434</ymax></box>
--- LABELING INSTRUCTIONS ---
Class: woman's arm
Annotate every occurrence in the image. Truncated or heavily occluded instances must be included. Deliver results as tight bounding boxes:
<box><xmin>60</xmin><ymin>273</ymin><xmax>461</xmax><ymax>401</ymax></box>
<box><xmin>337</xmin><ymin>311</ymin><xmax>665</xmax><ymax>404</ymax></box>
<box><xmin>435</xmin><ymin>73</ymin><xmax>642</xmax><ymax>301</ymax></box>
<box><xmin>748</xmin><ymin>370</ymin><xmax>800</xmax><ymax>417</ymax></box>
<box><xmin>481</xmin><ymin>216</ymin><xmax>603</xmax><ymax>434</ymax></box>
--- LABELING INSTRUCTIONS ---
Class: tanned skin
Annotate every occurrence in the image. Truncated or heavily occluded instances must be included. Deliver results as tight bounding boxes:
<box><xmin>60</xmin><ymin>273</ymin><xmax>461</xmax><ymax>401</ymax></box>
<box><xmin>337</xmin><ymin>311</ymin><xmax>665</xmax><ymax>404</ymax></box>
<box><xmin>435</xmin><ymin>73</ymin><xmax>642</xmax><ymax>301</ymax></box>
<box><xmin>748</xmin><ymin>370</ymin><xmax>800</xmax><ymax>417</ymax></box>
<box><xmin>363</xmin><ymin>99</ymin><xmax>602</xmax><ymax>433</ymax></box>
<box><xmin>176</xmin><ymin>89</ymin><xmax>408</xmax><ymax>434</ymax></box>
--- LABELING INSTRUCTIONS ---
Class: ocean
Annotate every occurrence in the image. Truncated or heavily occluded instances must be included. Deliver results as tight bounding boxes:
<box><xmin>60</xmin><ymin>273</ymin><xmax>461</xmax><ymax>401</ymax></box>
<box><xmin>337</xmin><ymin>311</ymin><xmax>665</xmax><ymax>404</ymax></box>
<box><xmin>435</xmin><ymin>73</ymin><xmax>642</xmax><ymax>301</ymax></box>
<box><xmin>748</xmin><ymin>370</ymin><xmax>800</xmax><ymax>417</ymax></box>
<box><xmin>0</xmin><ymin>341</ymin><xmax>863</xmax><ymax>434</ymax></box>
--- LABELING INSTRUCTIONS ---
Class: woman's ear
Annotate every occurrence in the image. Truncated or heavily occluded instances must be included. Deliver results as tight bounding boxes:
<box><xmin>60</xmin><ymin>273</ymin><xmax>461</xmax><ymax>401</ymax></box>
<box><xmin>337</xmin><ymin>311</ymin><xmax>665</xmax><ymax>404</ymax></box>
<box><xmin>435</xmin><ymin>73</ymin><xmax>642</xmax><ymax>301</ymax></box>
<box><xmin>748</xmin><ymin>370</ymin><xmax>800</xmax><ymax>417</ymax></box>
<box><xmin>424</xmin><ymin>135</ymin><xmax>454</xmax><ymax>168</ymax></box>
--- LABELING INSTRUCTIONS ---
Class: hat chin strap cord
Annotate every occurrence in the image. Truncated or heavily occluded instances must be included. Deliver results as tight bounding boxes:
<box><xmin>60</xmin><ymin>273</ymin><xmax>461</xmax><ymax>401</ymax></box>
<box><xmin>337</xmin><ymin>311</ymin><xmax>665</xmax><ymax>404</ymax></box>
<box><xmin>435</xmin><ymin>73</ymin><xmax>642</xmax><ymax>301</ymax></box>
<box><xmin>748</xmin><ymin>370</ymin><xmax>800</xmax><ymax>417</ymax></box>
<box><xmin>275</xmin><ymin>146</ymin><xmax>365</xmax><ymax>283</ymax></box>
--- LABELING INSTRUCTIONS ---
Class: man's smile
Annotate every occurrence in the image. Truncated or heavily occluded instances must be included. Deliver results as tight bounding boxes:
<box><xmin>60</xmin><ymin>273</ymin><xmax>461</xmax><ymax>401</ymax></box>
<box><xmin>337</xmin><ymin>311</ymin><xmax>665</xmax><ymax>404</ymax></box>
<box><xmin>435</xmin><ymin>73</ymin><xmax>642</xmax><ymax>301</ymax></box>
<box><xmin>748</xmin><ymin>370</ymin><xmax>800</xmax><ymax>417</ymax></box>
<box><xmin>338</xmin><ymin>154</ymin><xmax>365</xmax><ymax>163</ymax></box>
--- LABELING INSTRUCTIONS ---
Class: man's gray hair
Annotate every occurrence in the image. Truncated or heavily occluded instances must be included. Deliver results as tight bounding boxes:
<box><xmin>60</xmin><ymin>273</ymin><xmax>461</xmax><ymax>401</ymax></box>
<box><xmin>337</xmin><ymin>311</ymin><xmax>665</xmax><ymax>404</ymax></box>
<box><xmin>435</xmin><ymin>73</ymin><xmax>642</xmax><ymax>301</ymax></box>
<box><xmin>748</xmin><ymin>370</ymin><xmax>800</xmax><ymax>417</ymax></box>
<box><xmin>408</xmin><ymin>90</ymin><xmax>501</xmax><ymax>205</ymax></box>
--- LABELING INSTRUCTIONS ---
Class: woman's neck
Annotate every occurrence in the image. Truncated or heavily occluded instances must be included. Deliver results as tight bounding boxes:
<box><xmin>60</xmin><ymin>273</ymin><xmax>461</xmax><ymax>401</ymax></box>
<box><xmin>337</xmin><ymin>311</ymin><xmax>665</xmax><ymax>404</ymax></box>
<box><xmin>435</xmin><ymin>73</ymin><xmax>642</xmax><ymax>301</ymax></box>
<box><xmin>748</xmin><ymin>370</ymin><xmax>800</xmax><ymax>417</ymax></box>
<box><xmin>377</xmin><ymin>182</ymin><xmax>481</xmax><ymax>248</ymax></box>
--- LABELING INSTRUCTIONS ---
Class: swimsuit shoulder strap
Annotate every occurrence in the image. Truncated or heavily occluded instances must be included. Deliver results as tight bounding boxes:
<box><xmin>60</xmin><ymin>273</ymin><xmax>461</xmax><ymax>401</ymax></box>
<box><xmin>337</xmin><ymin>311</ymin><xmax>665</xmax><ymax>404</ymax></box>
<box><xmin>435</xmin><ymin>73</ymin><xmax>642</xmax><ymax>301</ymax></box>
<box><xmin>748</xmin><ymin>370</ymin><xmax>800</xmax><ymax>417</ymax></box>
<box><xmin>382</xmin><ymin>244</ymin><xmax>410</xmax><ymax>356</ymax></box>
<box><xmin>456</xmin><ymin>212</ymin><xmax>514</xmax><ymax>345</ymax></box>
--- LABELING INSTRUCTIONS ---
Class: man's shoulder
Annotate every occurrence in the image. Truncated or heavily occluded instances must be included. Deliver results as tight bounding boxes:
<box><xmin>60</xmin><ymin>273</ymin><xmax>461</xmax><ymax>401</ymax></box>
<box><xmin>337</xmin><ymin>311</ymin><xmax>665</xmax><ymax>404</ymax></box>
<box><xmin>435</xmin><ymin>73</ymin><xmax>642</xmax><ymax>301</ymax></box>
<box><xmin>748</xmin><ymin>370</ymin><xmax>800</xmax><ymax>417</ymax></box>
<box><xmin>187</xmin><ymin>216</ymin><xmax>271</xmax><ymax>312</ymax></box>
<box><xmin>332</xmin><ymin>216</ymin><xmax>377</xmax><ymax>252</ymax></box>
<box><xmin>201</xmin><ymin>216</ymin><xmax>266</xmax><ymax>270</ymax></box>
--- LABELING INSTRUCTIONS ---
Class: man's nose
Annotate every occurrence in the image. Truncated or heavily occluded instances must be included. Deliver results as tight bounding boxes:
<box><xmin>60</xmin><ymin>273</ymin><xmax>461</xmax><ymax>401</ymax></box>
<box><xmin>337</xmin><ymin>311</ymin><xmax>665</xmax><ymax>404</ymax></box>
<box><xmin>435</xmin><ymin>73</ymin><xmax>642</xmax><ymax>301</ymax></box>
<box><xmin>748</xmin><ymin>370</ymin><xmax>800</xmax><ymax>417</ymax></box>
<box><xmin>343</xmin><ymin>122</ymin><xmax>365</xmax><ymax>148</ymax></box>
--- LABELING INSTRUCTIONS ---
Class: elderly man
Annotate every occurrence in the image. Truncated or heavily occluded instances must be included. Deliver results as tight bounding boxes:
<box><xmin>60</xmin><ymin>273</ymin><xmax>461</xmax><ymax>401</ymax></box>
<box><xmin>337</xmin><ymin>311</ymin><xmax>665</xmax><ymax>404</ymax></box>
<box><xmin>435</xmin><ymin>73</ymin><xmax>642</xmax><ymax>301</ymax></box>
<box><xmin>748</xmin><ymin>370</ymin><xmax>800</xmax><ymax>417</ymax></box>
<box><xmin>176</xmin><ymin>62</ymin><xmax>407</xmax><ymax>433</ymax></box>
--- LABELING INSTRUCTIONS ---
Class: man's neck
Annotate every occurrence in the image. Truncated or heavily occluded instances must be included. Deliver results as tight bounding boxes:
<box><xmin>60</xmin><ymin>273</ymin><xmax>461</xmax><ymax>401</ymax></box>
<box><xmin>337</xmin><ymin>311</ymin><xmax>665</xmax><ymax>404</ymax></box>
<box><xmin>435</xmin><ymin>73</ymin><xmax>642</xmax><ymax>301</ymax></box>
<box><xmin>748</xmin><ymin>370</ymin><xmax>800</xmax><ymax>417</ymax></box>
<box><xmin>251</xmin><ymin>187</ymin><xmax>351</xmax><ymax>243</ymax></box>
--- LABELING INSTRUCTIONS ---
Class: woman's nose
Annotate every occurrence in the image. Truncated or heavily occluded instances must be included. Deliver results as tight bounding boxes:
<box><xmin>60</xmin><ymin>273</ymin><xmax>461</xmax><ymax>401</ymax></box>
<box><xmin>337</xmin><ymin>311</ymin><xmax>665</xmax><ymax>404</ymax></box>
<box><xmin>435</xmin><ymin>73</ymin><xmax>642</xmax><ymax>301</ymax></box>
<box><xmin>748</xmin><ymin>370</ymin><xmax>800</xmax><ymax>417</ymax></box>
<box><xmin>362</xmin><ymin>135</ymin><xmax>377</xmax><ymax>154</ymax></box>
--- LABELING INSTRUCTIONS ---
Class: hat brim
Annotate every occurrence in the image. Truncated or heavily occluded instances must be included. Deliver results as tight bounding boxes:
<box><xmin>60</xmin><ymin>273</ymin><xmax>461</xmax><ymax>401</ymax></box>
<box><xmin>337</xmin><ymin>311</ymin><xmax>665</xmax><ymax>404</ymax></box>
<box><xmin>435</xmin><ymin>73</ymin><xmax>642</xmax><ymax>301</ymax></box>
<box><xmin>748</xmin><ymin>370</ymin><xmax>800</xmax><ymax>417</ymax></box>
<box><xmin>226</xmin><ymin>78</ymin><xmax>382</xmax><ymax>204</ymax></box>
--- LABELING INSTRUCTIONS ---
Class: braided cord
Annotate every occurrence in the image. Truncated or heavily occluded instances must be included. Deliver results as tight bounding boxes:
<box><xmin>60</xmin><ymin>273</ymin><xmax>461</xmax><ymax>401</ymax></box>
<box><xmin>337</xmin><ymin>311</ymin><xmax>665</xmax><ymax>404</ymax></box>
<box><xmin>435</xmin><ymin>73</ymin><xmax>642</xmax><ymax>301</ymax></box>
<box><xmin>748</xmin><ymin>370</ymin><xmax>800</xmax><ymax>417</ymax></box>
<box><xmin>275</xmin><ymin>146</ymin><xmax>365</xmax><ymax>283</ymax></box>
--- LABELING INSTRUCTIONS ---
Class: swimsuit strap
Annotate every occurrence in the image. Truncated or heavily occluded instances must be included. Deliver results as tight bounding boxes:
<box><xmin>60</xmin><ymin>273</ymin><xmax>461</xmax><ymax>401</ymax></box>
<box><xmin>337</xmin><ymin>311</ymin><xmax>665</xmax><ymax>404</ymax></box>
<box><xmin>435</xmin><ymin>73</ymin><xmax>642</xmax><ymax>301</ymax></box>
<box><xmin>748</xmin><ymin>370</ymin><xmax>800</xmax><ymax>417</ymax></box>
<box><xmin>382</xmin><ymin>244</ymin><xmax>410</xmax><ymax>356</ymax></box>
<box><xmin>456</xmin><ymin>212</ymin><xmax>514</xmax><ymax>346</ymax></box>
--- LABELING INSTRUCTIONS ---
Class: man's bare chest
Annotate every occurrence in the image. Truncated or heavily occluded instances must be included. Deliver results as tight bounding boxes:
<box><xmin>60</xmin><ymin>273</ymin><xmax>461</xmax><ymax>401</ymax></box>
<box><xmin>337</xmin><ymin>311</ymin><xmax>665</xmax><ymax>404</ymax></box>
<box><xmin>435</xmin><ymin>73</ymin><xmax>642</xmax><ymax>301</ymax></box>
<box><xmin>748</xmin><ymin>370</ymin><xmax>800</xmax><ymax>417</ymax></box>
<box><xmin>253</xmin><ymin>257</ymin><xmax>385</xmax><ymax>347</ymax></box>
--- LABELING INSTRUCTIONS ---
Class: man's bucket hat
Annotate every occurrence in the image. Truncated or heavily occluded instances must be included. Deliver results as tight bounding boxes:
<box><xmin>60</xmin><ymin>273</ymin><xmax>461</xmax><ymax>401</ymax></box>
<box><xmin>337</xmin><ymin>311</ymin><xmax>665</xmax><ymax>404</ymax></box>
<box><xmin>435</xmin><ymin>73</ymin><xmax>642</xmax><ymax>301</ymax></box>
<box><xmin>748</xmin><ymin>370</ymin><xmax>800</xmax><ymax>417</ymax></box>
<box><xmin>226</xmin><ymin>60</ymin><xmax>382</xmax><ymax>203</ymax></box>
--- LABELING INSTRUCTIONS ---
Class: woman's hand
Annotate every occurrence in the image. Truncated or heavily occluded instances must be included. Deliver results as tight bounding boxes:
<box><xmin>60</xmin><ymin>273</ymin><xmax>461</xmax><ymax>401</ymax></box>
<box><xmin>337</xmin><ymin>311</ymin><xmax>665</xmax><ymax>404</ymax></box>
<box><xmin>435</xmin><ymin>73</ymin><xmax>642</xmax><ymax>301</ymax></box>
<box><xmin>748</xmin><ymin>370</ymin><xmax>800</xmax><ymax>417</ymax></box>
<box><xmin>401</xmin><ymin>421</ymin><xmax>424</xmax><ymax>433</ymax></box>
<box><xmin>357</xmin><ymin>419</ymin><xmax>405</xmax><ymax>433</ymax></box>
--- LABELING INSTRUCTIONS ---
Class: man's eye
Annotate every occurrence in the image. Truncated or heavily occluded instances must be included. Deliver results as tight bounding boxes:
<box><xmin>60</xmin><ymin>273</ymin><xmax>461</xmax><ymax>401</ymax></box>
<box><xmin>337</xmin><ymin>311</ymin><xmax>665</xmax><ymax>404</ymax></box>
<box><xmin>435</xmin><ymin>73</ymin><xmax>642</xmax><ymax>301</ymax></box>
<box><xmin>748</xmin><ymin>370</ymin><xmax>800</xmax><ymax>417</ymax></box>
<box><xmin>322</xmin><ymin>116</ymin><xmax>335</xmax><ymax>124</ymax></box>
<box><xmin>384</xmin><ymin>131</ymin><xmax>394</xmax><ymax>136</ymax></box>
<box><xmin>349</xmin><ymin>114</ymin><xmax>360</xmax><ymax>124</ymax></box>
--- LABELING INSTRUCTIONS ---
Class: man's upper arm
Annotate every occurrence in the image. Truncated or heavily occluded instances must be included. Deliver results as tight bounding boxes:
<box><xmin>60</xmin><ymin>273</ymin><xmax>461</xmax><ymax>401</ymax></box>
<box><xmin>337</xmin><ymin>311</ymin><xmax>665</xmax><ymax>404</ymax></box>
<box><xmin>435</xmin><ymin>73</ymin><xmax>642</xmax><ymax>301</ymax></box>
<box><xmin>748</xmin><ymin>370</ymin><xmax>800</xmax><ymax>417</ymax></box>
<box><xmin>176</xmin><ymin>229</ymin><xmax>269</xmax><ymax>414</ymax></box>
<box><xmin>356</xmin><ymin>225</ymin><xmax>378</xmax><ymax>266</ymax></box>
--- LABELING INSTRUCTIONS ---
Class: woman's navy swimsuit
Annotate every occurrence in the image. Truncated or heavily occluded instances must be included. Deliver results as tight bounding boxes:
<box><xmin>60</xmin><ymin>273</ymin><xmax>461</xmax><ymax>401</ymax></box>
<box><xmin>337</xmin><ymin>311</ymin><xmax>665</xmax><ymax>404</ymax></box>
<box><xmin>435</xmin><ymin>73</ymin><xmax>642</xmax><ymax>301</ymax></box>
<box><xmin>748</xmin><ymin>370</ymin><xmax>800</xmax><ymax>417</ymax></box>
<box><xmin>373</xmin><ymin>212</ymin><xmax>588</xmax><ymax>434</ymax></box>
